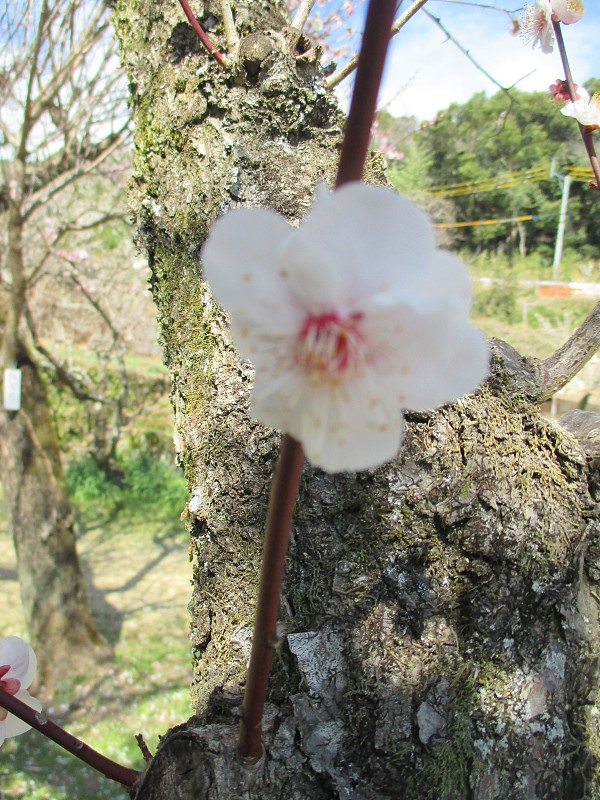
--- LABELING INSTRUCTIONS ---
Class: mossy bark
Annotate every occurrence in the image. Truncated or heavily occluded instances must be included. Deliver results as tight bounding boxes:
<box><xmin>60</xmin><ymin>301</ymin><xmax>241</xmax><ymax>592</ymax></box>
<box><xmin>113</xmin><ymin>3</ymin><xmax>600</xmax><ymax>797</ymax></box>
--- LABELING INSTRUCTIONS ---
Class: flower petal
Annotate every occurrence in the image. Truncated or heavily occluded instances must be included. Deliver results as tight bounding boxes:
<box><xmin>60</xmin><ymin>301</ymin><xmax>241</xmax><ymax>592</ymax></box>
<box><xmin>201</xmin><ymin>182</ymin><xmax>489</xmax><ymax>472</ymax></box>
<box><xmin>522</xmin><ymin>0</ymin><xmax>554</xmax><ymax>52</ymax></box>
<box><xmin>296</xmin><ymin>183</ymin><xmax>436</xmax><ymax>306</ymax></box>
<box><xmin>550</xmin><ymin>0</ymin><xmax>584</xmax><ymax>23</ymax></box>
<box><xmin>0</xmin><ymin>689</ymin><xmax>43</xmax><ymax>741</ymax></box>
<box><xmin>561</xmin><ymin>90</ymin><xmax>600</xmax><ymax>127</ymax></box>
<box><xmin>294</xmin><ymin>386</ymin><xmax>404</xmax><ymax>473</ymax></box>
<box><xmin>201</xmin><ymin>205</ymin><xmax>294</xmax><ymax>314</ymax></box>
<box><xmin>0</xmin><ymin>637</ymin><xmax>36</xmax><ymax>688</ymax></box>
<box><xmin>402</xmin><ymin>322</ymin><xmax>489</xmax><ymax>410</ymax></box>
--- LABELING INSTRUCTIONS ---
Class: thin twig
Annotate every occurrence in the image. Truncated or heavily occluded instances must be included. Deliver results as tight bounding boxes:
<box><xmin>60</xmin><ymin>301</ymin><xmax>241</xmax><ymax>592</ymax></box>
<box><xmin>136</xmin><ymin>733</ymin><xmax>154</xmax><ymax>763</ymax></box>
<box><xmin>291</xmin><ymin>0</ymin><xmax>317</xmax><ymax>32</ymax></box>
<box><xmin>422</xmin><ymin>8</ymin><xmax>516</xmax><ymax>102</ymax></box>
<box><xmin>537</xmin><ymin>301</ymin><xmax>600</xmax><ymax>402</ymax></box>
<box><xmin>326</xmin><ymin>0</ymin><xmax>429</xmax><ymax>90</ymax></box>
<box><xmin>0</xmin><ymin>688</ymin><xmax>141</xmax><ymax>788</ymax></box>
<box><xmin>176</xmin><ymin>0</ymin><xmax>230</xmax><ymax>67</ymax></box>
<box><xmin>236</xmin><ymin>0</ymin><xmax>398</xmax><ymax>763</ymax></box>
<box><xmin>553</xmin><ymin>21</ymin><xmax>600</xmax><ymax>190</ymax></box>
<box><xmin>219</xmin><ymin>0</ymin><xmax>239</xmax><ymax>51</ymax></box>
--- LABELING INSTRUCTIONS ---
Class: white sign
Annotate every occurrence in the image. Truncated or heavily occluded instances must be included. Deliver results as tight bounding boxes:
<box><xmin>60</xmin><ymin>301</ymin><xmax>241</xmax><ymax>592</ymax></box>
<box><xmin>3</xmin><ymin>369</ymin><xmax>22</xmax><ymax>411</ymax></box>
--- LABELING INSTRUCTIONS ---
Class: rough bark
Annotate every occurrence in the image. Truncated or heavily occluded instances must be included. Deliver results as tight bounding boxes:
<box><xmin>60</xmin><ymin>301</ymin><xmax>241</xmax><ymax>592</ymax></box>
<box><xmin>113</xmin><ymin>2</ymin><xmax>600</xmax><ymax>797</ymax></box>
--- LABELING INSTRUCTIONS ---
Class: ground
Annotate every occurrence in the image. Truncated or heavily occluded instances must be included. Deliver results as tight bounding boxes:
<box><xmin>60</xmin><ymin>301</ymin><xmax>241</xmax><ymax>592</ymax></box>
<box><xmin>0</xmin><ymin>503</ymin><xmax>193</xmax><ymax>800</ymax></box>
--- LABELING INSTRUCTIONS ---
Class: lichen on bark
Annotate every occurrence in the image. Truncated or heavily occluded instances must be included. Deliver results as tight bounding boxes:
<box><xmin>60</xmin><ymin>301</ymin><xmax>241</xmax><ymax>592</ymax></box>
<box><xmin>113</xmin><ymin>2</ymin><xmax>600</xmax><ymax>797</ymax></box>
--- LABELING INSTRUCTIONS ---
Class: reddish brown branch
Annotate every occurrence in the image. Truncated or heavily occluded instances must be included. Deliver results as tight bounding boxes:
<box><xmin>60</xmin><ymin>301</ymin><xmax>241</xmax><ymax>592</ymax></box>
<box><xmin>0</xmin><ymin>688</ymin><xmax>141</xmax><ymax>788</ymax></box>
<box><xmin>553</xmin><ymin>21</ymin><xmax>600</xmax><ymax>190</ymax></box>
<box><xmin>236</xmin><ymin>0</ymin><xmax>398</xmax><ymax>763</ymax></box>
<box><xmin>176</xmin><ymin>0</ymin><xmax>229</xmax><ymax>66</ymax></box>
<box><xmin>335</xmin><ymin>0</ymin><xmax>398</xmax><ymax>187</ymax></box>
<box><xmin>237</xmin><ymin>435</ymin><xmax>305</xmax><ymax>760</ymax></box>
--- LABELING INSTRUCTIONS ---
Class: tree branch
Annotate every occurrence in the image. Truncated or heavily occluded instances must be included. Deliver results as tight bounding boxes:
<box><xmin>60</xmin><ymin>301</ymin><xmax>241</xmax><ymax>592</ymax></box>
<box><xmin>24</xmin><ymin>126</ymin><xmax>130</xmax><ymax>220</ymax></box>
<box><xmin>24</xmin><ymin>303</ymin><xmax>118</xmax><ymax>406</ymax></box>
<box><xmin>326</xmin><ymin>0</ymin><xmax>429</xmax><ymax>90</ymax></box>
<box><xmin>176</xmin><ymin>0</ymin><xmax>231</xmax><ymax>67</ymax></box>
<box><xmin>219</xmin><ymin>0</ymin><xmax>239</xmax><ymax>50</ymax></box>
<box><xmin>537</xmin><ymin>301</ymin><xmax>600</xmax><ymax>402</ymax></box>
<box><xmin>18</xmin><ymin>0</ymin><xmax>50</xmax><ymax>159</ymax></box>
<box><xmin>291</xmin><ymin>0</ymin><xmax>317</xmax><ymax>32</ymax></box>
<box><xmin>0</xmin><ymin>687</ymin><xmax>141</xmax><ymax>789</ymax></box>
<box><xmin>553</xmin><ymin>21</ymin><xmax>600</xmax><ymax>190</ymax></box>
<box><xmin>236</xmin><ymin>0</ymin><xmax>398</xmax><ymax>763</ymax></box>
<box><xmin>421</xmin><ymin>8</ymin><xmax>517</xmax><ymax>102</ymax></box>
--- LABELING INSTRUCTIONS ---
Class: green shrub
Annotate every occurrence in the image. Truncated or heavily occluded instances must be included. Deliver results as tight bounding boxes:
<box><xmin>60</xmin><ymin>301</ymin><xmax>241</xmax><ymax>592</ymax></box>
<box><xmin>472</xmin><ymin>281</ymin><xmax>519</xmax><ymax>324</ymax></box>
<box><xmin>526</xmin><ymin>297</ymin><xmax>593</xmax><ymax>330</ymax></box>
<box><xmin>65</xmin><ymin>455</ymin><xmax>121</xmax><ymax>506</ymax></box>
<box><xmin>65</xmin><ymin>448</ymin><xmax>188</xmax><ymax>521</ymax></box>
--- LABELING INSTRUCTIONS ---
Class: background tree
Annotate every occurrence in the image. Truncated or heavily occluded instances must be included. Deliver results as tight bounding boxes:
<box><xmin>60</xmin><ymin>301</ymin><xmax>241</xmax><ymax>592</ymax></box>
<box><xmin>411</xmin><ymin>87</ymin><xmax>596</xmax><ymax>259</ymax></box>
<box><xmin>0</xmin><ymin>0</ymin><xmax>132</xmax><ymax>685</ymax></box>
<box><xmin>112</xmin><ymin>1</ymin><xmax>600</xmax><ymax>797</ymax></box>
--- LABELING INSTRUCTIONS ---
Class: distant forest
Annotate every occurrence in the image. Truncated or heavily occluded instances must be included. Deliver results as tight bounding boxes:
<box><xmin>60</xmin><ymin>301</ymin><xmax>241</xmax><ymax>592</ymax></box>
<box><xmin>379</xmin><ymin>80</ymin><xmax>600</xmax><ymax>260</ymax></box>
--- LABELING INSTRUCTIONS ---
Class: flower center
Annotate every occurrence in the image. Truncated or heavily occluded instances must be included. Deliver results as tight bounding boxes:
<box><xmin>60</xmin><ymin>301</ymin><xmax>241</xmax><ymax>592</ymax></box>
<box><xmin>522</xmin><ymin>2</ymin><xmax>550</xmax><ymax>43</ymax></box>
<box><xmin>296</xmin><ymin>311</ymin><xmax>365</xmax><ymax>382</ymax></box>
<box><xmin>567</xmin><ymin>0</ymin><xmax>584</xmax><ymax>13</ymax></box>
<box><xmin>0</xmin><ymin>664</ymin><xmax>21</xmax><ymax>722</ymax></box>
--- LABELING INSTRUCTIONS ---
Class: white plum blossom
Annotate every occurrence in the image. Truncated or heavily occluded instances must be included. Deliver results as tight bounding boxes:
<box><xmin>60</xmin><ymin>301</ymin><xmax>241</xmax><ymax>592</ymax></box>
<box><xmin>550</xmin><ymin>0</ymin><xmax>584</xmax><ymax>24</ymax></box>
<box><xmin>0</xmin><ymin>637</ymin><xmax>42</xmax><ymax>747</ymax></box>
<box><xmin>522</xmin><ymin>0</ymin><xmax>554</xmax><ymax>52</ymax></box>
<box><xmin>202</xmin><ymin>183</ymin><xmax>488</xmax><ymax>473</ymax></box>
<box><xmin>561</xmin><ymin>87</ymin><xmax>600</xmax><ymax>128</ymax></box>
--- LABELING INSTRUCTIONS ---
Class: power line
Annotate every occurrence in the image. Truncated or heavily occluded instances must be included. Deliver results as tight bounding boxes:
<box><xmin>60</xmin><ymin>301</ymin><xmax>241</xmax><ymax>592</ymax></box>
<box><xmin>428</xmin><ymin>163</ymin><xmax>591</xmax><ymax>197</ymax></box>
<box><xmin>434</xmin><ymin>214</ymin><xmax>535</xmax><ymax>229</ymax></box>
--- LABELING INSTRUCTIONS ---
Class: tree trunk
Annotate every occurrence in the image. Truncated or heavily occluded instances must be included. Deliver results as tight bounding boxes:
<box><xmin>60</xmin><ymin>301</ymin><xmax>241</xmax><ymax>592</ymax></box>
<box><xmin>113</xmin><ymin>3</ymin><xmax>600</xmax><ymax>797</ymax></box>
<box><xmin>0</xmin><ymin>345</ymin><xmax>110</xmax><ymax>688</ymax></box>
<box><xmin>1</xmin><ymin>166</ymin><xmax>108</xmax><ymax>688</ymax></box>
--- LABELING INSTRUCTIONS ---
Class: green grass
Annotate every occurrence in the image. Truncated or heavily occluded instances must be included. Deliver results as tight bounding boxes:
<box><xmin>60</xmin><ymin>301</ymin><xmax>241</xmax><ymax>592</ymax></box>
<box><xmin>0</xmin><ymin>452</ymin><xmax>193</xmax><ymax>800</ymax></box>
<box><xmin>467</xmin><ymin>251</ymin><xmax>599</xmax><ymax>361</ymax></box>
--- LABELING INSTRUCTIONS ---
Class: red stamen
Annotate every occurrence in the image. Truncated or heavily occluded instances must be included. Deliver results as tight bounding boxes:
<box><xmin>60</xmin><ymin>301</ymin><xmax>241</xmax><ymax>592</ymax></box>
<box><xmin>297</xmin><ymin>311</ymin><xmax>364</xmax><ymax>379</ymax></box>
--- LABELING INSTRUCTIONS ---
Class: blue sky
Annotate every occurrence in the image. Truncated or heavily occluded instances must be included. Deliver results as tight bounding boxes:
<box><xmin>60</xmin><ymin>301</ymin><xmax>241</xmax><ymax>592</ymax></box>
<box><xmin>338</xmin><ymin>1</ymin><xmax>600</xmax><ymax>121</ymax></box>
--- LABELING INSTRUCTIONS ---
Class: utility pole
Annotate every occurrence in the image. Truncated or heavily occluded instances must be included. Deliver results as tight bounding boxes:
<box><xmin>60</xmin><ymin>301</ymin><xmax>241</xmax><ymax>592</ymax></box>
<box><xmin>552</xmin><ymin>164</ymin><xmax>572</xmax><ymax>279</ymax></box>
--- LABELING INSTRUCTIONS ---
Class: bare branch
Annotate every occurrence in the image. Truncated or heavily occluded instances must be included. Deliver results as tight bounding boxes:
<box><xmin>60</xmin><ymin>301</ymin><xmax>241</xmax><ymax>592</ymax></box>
<box><xmin>326</xmin><ymin>0</ymin><xmax>429</xmax><ymax>90</ymax></box>
<box><xmin>291</xmin><ymin>0</ymin><xmax>317</xmax><ymax>32</ymax></box>
<box><xmin>24</xmin><ymin>126</ymin><xmax>130</xmax><ymax>220</ymax></box>
<box><xmin>537</xmin><ymin>302</ymin><xmax>600</xmax><ymax>402</ymax></box>
<box><xmin>24</xmin><ymin>302</ymin><xmax>116</xmax><ymax>405</ymax></box>
<box><xmin>432</xmin><ymin>0</ymin><xmax>520</xmax><ymax>12</ymax></box>
<box><xmin>219</xmin><ymin>0</ymin><xmax>239</xmax><ymax>50</ymax></box>
<box><xmin>422</xmin><ymin>9</ymin><xmax>518</xmax><ymax>102</ymax></box>
<box><xmin>18</xmin><ymin>0</ymin><xmax>50</xmax><ymax>158</ymax></box>
<box><xmin>29</xmin><ymin>8</ymin><xmax>109</xmax><ymax>133</ymax></box>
